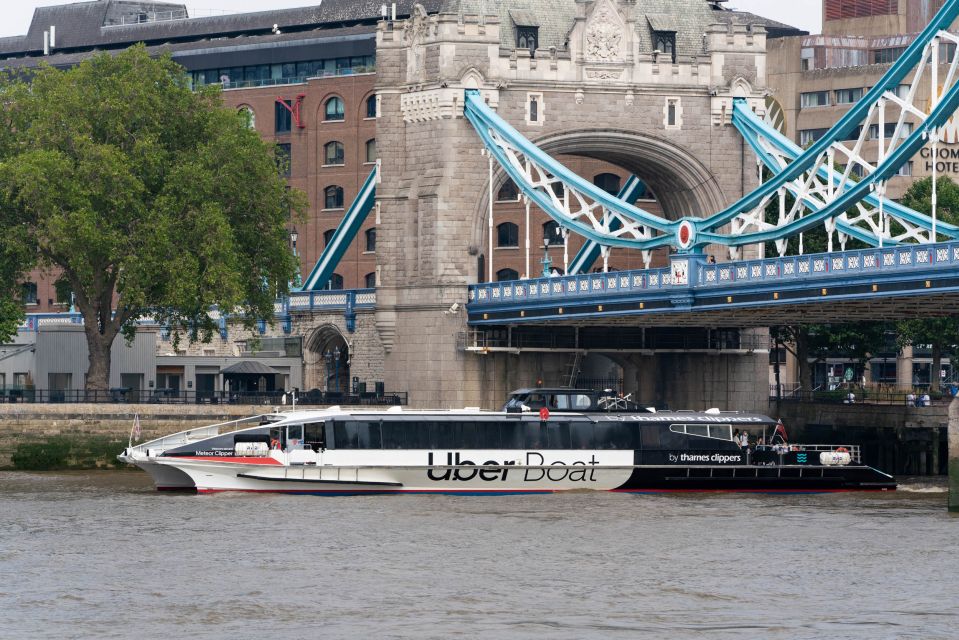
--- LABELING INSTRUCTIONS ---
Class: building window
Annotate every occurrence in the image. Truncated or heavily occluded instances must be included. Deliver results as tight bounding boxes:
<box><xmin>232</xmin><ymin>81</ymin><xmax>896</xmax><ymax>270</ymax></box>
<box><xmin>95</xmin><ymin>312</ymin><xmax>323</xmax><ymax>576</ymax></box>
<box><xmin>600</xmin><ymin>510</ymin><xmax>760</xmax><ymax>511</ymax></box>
<box><xmin>365</xmin><ymin>139</ymin><xmax>377</xmax><ymax>164</ymax></box>
<box><xmin>364</xmin><ymin>272</ymin><xmax>377</xmax><ymax>288</ymax></box>
<box><xmin>873</xmin><ymin>47</ymin><xmax>906</xmax><ymax>65</ymax></box>
<box><xmin>238</xmin><ymin>105</ymin><xmax>256</xmax><ymax>129</ymax></box>
<box><xmin>594</xmin><ymin>173</ymin><xmax>621</xmax><ymax>194</ymax></box>
<box><xmin>54</xmin><ymin>278</ymin><xmax>72</xmax><ymax>306</ymax></box>
<box><xmin>800</xmin><ymin>91</ymin><xmax>830</xmax><ymax>108</ymax></box>
<box><xmin>324</xmin><ymin>186</ymin><xmax>344</xmax><ymax>209</ymax></box>
<box><xmin>328</xmin><ymin>273</ymin><xmax>344</xmax><ymax>290</ymax></box>
<box><xmin>276</xmin><ymin>143</ymin><xmax>292</xmax><ymax>177</ymax></box>
<box><xmin>497</xmin><ymin>179</ymin><xmax>519</xmax><ymax>202</ymax></box>
<box><xmin>897</xmin><ymin>161</ymin><xmax>914</xmax><ymax>177</ymax></box>
<box><xmin>497</xmin><ymin>222</ymin><xmax>519</xmax><ymax>248</ymax></box>
<box><xmin>769</xmin><ymin>347</ymin><xmax>787</xmax><ymax>365</ymax></box>
<box><xmin>366</xmin><ymin>95</ymin><xmax>377</xmax><ymax>119</ymax></box>
<box><xmin>324</xmin><ymin>141</ymin><xmax>345</xmax><ymax>165</ymax></box>
<box><xmin>325</xmin><ymin>97</ymin><xmax>345</xmax><ymax>121</ymax></box>
<box><xmin>275</xmin><ymin>99</ymin><xmax>292</xmax><ymax>133</ymax></box>
<box><xmin>654</xmin><ymin>32</ymin><xmax>676</xmax><ymax>63</ymax></box>
<box><xmin>550</xmin><ymin>181</ymin><xmax>565</xmax><ymax>199</ymax></box>
<box><xmin>526</xmin><ymin>93</ymin><xmax>543</xmax><ymax>126</ymax></box>
<box><xmin>21</xmin><ymin>282</ymin><xmax>38</xmax><ymax>305</ymax></box>
<box><xmin>323</xmin><ymin>229</ymin><xmax>336</xmax><ymax>247</ymax></box>
<box><xmin>834</xmin><ymin>88</ymin><xmax>864</xmax><ymax>105</ymax></box>
<box><xmin>799</xmin><ymin>128</ymin><xmax>829</xmax><ymax>146</ymax></box>
<box><xmin>496</xmin><ymin>268</ymin><xmax>519</xmax><ymax>282</ymax></box>
<box><xmin>517</xmin><ymin>26</ymin><xmax>539</xmax><ymax>55</ymax></box>
<box><xmin>869</xmin><ymin>122</ymin><xmax>912</xmax><ymax>141</ymax></box>
<box><xmin>365</xmin><ymin>228</ymin><xmax>376</xmax><ymax>252</ymax></box>
<box><xmin>542</xmin><ymin>220</ymin><xmax>563</xmax><ymax>245</ymax></box>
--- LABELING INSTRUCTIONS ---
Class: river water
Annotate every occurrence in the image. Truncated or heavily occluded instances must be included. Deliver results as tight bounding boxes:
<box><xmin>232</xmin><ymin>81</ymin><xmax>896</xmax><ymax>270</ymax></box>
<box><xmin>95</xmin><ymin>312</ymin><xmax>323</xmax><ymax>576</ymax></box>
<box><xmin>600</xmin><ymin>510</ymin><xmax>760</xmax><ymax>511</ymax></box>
<box><xmin>0</xmin><ymin>471</ymin><xmax>956</xmax><ymax>640</ymax></box>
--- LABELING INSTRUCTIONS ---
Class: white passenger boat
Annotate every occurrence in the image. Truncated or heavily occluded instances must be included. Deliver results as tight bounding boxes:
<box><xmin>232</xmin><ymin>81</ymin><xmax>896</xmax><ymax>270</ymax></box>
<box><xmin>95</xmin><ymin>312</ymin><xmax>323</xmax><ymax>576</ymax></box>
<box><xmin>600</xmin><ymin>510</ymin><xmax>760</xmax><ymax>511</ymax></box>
<box><xmin>119</xmin><ymin>400</ymin><xmax>896</xmax><ymax>494</ymax></box>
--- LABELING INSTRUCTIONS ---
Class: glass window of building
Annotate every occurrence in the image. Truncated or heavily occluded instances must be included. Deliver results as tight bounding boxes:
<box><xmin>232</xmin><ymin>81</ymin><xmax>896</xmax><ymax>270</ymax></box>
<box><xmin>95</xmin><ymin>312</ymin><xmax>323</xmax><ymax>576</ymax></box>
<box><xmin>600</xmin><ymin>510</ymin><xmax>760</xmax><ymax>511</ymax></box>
<box><xmin>364</xmin><ymin>272</ymin><xmax>377</xmax><ymax>288</ymax></box>
<box><xmin>324</xmin><ymin>141</ymin><xmax>345</xmax><ymax>165</ymax></box>
<box><xmin>800</xmin><ymin>91</ymin><xmax>830</xmax><ymax>108</ymax></box>
<box><xmin>593</xmin><ymin>173</ymin><xmax>621</xmax><ymax>194</ymax></box>
<box><xmin>834</xmin><ymin>88</ymin><xmax>864</xmax><ymax>104</ymax></box>
<box><xmin>497</xmin><ymin>222</ymin><xmax>519</xmax><ymax>248</ymax></box>
<box><xmin>275</xmin><ymin>99</ymin><xmax>292</xmax><ymax>133</ymax></box>
<box><xmin>323</xmin><ymin>229</ymin><xmax>336</xmax><ymax>247</ymax></box>
<box><xmin>21</xmin><ymin>282</ymin><xmax>38</xmax><ymax>305</ymax></box>
<box><xmin>328</xmin><ymin>273</ymin><xmax>344</xmax><ymax>290</ymax></box>
<box><xmin>496</xmin><ymin>268</ymin><xmax>519</xmax><ymax>282</ymax></box>
<box><xmin>497</xmin><ymin>179</ymin><xmax>519</xmax><ymax>202</ymax></box>
<box><xmin>799</xmin><ymin>128</ymin><xmax>829</xmax><ymax>146</ymax></box>
<box><xmin>517</xmin><ymin>26</ymin><xmax>539</xmax><ymax>55</ymax></box>
<box><xmin>873</xmin><ymin>47</ymin><xmax>905</xmax><ymax>65</ymax></box>
<box><xmin>365</xmin><ymin>139</ymin><xmax>377</xmax><ymax>164</ymax></box>
<box><xmin>276</xmin><ymin>143</ymin><xmax>292</xmax><ymax>177</ymax></box>
<box><xmin>325</xmin><ymin>97</ymin><xmax>345</xmax><ymax>121</ymax></box>
<box><xmin>365</xmin><ymin>228</ymin><xmax>376</xmax><ymax>252</ymax></box>
<box><xmin>324</xmin><ymin>186</ymin><xmax>344</xmax><ymax>209</ymax></box>
<box><xmin>366</xmin><ymin>95</ymin><xmax>377</xmax><ymax>119</ymax></box>
<box><xmin>542</xmin><ymin>220</ymin><xmax>563</xmax><ymax>245</ymax></box>
<box><xmin>654</xmin><ymin>32</ymin><xmax>676</xmax><ymax>63</ymax></box>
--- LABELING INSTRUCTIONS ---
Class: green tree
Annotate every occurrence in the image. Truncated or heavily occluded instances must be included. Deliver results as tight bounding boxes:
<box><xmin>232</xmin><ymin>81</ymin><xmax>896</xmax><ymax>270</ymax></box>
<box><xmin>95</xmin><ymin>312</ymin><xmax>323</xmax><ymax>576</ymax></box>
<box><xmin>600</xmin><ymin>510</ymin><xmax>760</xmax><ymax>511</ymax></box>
<box><xmin>894</xmin><ymin>176</ymin><xmax>959</xmax><ymax>392</ymax></box>
<box><xmin>0</xmin><ymin>47</ymin><xmax>303</xmax><ymax>392</ymax></box>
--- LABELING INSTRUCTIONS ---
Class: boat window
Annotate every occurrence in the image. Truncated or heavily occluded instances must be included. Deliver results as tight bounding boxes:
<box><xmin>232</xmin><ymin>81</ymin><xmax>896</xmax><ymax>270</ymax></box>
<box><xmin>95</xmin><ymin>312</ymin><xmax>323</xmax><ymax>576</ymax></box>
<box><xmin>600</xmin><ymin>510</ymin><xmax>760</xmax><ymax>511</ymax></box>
<box><xmin>570</xmin><ymin>421</ymin><xmax>593</xmax><ymax>449</ymax></box>
<box><xmin>639</xmin><ymin>425</ymin><xmax>661</xmax><ymax>449</ymax></box>
<box><xmin>524</xmin><ymin>422</ymin><xmax>545</xmax><ymax>449</ymax></box>
<box><xmin>545</xmin><ymin>421</ymin><xmax>571</xmax><ymax>449</ymax></box>
<box><xmin>708</xmin><ymin>424</ymin><xmax>732</xmax><ymax>440</ymax></box>
<box><xmin>525</xmin><ymin>394</ymin><xmax>546</xmax><ymax>410</ymax></box>
<box><xmin>685</xmin><ymin>424</ymin><xmax>709</xmax><ymax>438</ymax></box>
<box><xmin>594</xmin><ymin>421</ymin><xmax>635</xmax><ymax>449</ymax></box>
<box><xmin>571</xmin><ymin>394</ymin><xmax>593</xmax><ymax>410</ymax></box>
<box><xmin>657</xmin><ymin>426</ymin><xmax>687</xmax><ymax>449</ymax></box>
<box><xmin>303</xmin><ymin>421</ymin><xmax>326</xmax><ymax>450</ymax></box>
<box><xmin>500</xmin><ymin>421</ymin><xmax>524</xmax><ymax>448</ymax></box>
<box><xmin>553</xmin><ymin>394</ymin><xmax>569</xmax><ymax>409</ymax></box>
<box><xmin>287</xmin><ymin>424</ymin><xmax>304</xmax><ymax>444</ymax></box>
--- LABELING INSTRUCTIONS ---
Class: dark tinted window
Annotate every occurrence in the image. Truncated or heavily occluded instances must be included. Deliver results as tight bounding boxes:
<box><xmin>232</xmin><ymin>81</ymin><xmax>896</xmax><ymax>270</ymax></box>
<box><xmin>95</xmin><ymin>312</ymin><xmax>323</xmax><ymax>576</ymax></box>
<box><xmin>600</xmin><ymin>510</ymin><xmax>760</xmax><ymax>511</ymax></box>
<box><xmin>640</xmin><ymin>425</ymin><xmax>661</xmax><ymax>449</ymax></box>
<box><xmin>499</xmin><ymin>421</ymin><xmax>524</xmax><ymax>448</ymax></box>
<box><xmin>304</xmin><ymin>421</ymin><xmax>326</xmax><ymax>449</ymax></box>
<box><xmin>570</xmin><ymin>421</ymin><xmax>594</xmax><ymax>449</ymax></box>
<box><xmin>524</xmin><ymin>422</ymin><xmax>545</xmax><ymax>449</ymax></box>
<box><xmin>545</xmin><ymin>421</ymin><xmax>571</xmax><ymax>449</ymax></box>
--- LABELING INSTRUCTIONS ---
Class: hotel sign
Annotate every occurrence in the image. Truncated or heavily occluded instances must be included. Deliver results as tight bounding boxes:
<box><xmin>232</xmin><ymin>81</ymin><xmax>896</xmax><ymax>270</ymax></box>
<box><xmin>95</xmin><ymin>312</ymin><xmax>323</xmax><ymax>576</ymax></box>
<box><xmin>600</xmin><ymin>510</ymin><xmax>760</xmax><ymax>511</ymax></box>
<box><xmin>922</xmin><ymin>117</ymin><xmax>959</xmax><ymax>174</ymax></box>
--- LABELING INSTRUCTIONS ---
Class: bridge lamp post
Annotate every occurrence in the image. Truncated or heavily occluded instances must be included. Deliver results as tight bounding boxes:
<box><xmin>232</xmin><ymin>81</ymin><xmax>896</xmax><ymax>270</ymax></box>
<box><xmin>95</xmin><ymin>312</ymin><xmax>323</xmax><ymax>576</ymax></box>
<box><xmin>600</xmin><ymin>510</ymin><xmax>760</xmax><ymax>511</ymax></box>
<box><xmin>290</xmin><ymin>227</ymin><xmax>302</xmax><ymax>288</ymax></box>
<box><xmin>542</xmin><ymin>235</ymin><xmax>553</xmax><ymax>277</ymax></box>
<box><xmin>324</xmin><ymin>346</ymin><xmax>341</xmax><ymax>393</ymax></box>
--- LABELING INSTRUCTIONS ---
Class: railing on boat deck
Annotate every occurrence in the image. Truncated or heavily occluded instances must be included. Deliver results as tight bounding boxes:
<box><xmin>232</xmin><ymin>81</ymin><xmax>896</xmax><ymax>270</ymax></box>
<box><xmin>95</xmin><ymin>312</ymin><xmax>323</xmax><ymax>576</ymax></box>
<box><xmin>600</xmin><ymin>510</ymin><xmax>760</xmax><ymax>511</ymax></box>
<box><xmin>757</xmin><ymin>444</ymin><xmax>862</xmax><ymax>465</ymax></box>
<box><xmin>131</xmin><ymin>415</ymin><xmax>278</xmax><ymax>454</ymax></box>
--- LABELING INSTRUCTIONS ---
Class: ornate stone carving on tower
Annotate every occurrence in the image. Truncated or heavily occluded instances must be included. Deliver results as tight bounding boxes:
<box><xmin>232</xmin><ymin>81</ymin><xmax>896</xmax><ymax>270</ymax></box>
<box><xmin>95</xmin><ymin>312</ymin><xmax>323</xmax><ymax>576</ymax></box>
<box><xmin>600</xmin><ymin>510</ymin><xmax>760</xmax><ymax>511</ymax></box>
<box><xmin>404</xmin><ymin>3</ymin><xmax>430</xmax><ymax>83</ymax></box>
<box><xmin>582</xmin><ymin>0</ymin><xmax>627</xmax><ymax>81</ymax></box>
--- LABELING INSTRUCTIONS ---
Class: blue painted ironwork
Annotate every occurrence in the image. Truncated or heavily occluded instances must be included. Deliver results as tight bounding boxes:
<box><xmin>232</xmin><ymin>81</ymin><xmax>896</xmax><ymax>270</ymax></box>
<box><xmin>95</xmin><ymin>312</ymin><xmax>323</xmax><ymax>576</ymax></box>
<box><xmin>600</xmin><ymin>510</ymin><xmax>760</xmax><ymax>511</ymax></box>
<box><xmin>568</xmin><ymin>176</ymin><xmax>646</xmax><ymax>274</ymax></box>
<box><xmin>300</xmin><ymin>165</ymin><xmax>378</xmax><ymax>291</ymax></box>
<box><xmin>464</xmin><ymin>0</ymin><xmax>959</xmax><ymax>254</ymax></box>
<box><xmin>467</xmin><ymin>242</ymin><xmax>959</xmax><ymax>324</ymax></box>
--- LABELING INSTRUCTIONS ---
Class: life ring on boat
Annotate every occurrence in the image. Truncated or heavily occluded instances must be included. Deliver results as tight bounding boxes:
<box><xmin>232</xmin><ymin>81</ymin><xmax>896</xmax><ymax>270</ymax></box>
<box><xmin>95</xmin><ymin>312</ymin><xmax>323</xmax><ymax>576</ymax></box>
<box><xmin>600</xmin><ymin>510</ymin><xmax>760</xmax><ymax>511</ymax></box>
<box><xmin>836</xmin><ymin>447</ymin><xmax>848</xmax><ymax>453</ymax></box>
<box><xmin>270</xmin><ymin>438</ymin><xmax>281</xmax><ymax>450</ymax></box>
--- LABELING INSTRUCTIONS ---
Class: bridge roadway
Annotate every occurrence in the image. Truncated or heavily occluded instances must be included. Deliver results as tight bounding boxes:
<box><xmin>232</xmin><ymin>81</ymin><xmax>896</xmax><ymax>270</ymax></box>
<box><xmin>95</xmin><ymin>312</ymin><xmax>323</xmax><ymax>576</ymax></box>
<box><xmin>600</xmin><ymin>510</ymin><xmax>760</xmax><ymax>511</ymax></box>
<box><xmin>467</xmin><ymin>242</ymin><xmax>959</xmax><ymax>327</ymax></box>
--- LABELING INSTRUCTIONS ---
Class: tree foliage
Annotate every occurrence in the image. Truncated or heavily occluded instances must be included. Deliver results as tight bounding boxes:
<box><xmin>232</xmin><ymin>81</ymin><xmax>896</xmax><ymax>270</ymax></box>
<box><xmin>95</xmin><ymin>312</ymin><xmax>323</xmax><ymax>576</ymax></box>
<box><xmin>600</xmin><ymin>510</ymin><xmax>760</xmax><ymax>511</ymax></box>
<box><xmin>0</xmin><ymin>46</ymin><xmax>304</xmax><ymax>389</ymax></box>
<box><xmin>894</xmin><ymin>176</ymin><xmax>959</xmax><ymax>391</ymax></box>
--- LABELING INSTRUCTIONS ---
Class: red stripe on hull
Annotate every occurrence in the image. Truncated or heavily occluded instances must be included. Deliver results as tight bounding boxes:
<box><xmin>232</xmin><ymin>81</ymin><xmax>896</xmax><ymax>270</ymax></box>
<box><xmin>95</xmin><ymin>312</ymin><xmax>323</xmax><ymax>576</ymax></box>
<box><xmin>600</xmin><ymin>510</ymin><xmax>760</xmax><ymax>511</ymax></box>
<box><xmin>191</xmin><ymin>487</ymin><xmax>894</xmax><ymax>494</ymax></box>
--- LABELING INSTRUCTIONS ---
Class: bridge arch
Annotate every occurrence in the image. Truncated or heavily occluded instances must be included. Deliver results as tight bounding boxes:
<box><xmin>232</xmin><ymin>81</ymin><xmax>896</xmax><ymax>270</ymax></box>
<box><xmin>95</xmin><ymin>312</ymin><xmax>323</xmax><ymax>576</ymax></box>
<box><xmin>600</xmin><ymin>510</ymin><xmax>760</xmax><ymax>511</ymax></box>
<box><xmin>304</xmin><ymin>323</ymin><xmax>351</xmax><ymax>393</ymax></box>
<box><xmin>469</xmin><ymin>128</ymin><xmax>728</xmax><ymax>271</ymax></box>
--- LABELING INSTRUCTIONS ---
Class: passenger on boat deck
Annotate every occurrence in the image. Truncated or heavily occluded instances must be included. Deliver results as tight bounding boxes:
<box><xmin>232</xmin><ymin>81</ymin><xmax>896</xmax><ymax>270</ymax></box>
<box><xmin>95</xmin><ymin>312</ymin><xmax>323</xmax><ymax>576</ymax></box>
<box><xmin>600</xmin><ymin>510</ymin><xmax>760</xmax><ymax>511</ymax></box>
<box><xmin>739</xmin><ymin>431</ymin><xmax>750</xmax><ymax>449</ymax></box>
<box><xmin>733</xmin><ymin>429</ymin><xmax>740</xmax><ymax>443</ymax></box>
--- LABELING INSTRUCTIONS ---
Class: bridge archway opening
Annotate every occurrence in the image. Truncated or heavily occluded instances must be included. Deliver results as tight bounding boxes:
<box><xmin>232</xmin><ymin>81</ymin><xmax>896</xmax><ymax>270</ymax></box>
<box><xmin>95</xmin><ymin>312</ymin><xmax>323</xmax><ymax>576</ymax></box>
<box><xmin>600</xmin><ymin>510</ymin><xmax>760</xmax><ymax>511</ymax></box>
<box><xmin>304</xmin><ymin>323</ymin><xmax>351</xmax><ymax>394</ymax></box>
<box><xmin>472</xmin><ymin>128</ymin><xmax>728</xmax><ymax>279</ymax></box>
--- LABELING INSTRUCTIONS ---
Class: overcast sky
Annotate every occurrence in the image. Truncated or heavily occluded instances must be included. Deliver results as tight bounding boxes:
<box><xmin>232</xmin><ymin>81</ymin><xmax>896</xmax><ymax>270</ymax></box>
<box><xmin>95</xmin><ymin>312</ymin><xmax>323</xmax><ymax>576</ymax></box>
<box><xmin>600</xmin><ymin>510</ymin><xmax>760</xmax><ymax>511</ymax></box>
<box><xmin>1</xmin><ymin>1</ymin><xmax>822</xmax><ymax>39</ymax></box>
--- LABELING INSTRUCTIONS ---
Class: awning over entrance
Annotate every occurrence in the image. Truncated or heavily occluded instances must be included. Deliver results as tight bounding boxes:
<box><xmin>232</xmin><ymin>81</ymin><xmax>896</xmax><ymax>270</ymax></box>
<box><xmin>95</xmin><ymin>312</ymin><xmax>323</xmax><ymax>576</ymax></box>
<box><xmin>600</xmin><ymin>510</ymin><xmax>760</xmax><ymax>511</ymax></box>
<box><xmin>220</xmin><ymin>361</ymin><xmax>281</xmax><ymax>375</ymax></box>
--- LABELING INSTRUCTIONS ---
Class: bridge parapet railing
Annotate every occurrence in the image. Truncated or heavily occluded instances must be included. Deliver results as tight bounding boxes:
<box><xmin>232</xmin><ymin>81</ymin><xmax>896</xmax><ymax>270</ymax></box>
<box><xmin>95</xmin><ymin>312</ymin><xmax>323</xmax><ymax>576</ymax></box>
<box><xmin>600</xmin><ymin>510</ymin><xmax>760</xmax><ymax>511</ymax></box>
<box><xmin>468</xmin><ymin>241</ymin><xmax>959</xmax><ymax>308</ymax></box>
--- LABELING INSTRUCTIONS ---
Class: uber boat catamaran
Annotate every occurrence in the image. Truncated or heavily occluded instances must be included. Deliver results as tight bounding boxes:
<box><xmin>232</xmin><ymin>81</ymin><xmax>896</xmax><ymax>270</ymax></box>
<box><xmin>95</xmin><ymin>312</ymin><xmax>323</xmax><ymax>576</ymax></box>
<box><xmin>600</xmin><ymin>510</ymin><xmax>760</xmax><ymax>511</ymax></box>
<box><xmin>119</xmin><ymin>394</ymin><xmax>895</xmax><ymax>494</ymax></box>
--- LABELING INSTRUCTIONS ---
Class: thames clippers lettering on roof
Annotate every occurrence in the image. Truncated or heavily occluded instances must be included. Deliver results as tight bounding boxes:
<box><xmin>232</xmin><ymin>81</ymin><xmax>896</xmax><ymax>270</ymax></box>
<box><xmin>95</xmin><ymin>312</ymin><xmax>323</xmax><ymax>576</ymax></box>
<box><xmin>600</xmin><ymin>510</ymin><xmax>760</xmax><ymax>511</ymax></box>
<box><xmin>605</xmin><ymin>415</ymin><xmax>765</xmax><ymax>422</ymax></box>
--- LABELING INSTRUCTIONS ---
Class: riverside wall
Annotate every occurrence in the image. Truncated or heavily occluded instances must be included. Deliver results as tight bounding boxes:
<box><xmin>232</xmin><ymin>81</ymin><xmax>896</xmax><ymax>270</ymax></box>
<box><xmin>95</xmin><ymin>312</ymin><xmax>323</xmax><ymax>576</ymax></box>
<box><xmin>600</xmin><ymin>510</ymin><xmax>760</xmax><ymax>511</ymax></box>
<box><xmin>0</xmin><ymin>403</ymin><xmax>357</xmax><ymax>468</ymax></box>
<box><xmin>773</xmin><ymin>401</ymin><xmax>949</xmax><ymax>476</ymax></box>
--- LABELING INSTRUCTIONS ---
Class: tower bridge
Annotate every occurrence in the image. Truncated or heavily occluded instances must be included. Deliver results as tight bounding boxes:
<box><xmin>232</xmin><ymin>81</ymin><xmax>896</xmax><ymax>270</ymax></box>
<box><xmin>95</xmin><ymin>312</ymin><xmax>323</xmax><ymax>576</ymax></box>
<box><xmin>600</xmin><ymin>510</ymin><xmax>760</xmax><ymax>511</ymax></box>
<box><xmin>362</xmin><ymin>0</ymin><xmax>959</xmax><ymax>409</ymax></box>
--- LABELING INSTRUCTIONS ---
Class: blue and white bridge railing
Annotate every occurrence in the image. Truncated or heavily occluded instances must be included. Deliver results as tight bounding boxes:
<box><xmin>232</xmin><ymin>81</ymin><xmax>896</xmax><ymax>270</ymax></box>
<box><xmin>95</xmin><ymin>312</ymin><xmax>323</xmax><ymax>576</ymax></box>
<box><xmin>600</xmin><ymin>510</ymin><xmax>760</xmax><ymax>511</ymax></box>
<box><xmin>18</xmin><ymin>289</ymin><xmax>376</xmax><ymax>338</ymax></box>
<box><xmin>464</xmin><ymin>0</ymin><xmax>959</xmax><ymax>258</ymax></box>
<box><xmin>467</xmin><ymin>242</ymin><xmax>959</xmax><ymax>324</ymax></box>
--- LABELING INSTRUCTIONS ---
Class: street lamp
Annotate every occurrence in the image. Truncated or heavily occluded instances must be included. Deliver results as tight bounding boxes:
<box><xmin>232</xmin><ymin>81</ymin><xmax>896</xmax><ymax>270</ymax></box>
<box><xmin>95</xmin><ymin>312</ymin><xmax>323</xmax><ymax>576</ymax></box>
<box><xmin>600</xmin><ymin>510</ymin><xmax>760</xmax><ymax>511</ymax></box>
<box><xmin>290</xmin><ymin>227</ymin><xmax>302</xmax><ymax>288</ymax></box>
<box><xmin>541</xmin><ymin>233</ymin><xmax>553</xmax><ymax>277</ymax></box>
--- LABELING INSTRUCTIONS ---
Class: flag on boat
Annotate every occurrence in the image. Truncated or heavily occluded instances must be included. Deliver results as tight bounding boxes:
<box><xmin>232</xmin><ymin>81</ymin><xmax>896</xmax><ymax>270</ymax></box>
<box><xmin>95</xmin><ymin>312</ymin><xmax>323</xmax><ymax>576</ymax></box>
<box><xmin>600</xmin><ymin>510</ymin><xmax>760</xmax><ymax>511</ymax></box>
<box><xmin>774</xmin><ymin>419</ymin><xmax>788</xmax><ymax>443</ymax></box>
<box><xmin>132</xmin><ymin>414</ymin><xmax>141</xmax><ymax>442</ymax></box>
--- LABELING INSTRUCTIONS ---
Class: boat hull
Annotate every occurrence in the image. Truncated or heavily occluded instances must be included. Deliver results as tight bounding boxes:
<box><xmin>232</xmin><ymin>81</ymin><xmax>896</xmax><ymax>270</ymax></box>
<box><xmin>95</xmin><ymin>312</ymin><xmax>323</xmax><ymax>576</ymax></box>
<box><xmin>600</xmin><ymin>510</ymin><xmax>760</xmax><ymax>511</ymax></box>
<box><xmin>147</xmin><ymin>458</ymin><xmax>896</xmax><ymax>494</ymax></box>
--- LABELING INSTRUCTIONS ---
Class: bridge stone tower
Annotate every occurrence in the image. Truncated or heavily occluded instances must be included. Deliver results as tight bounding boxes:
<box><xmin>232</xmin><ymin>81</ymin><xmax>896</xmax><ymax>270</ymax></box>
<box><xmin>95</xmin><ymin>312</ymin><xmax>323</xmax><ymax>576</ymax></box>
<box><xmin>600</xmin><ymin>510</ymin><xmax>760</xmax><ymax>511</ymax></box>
<box><xmin>375</xmin><ymin>0</ymin><xmax>770</xmax><ymax>409</ymax></box>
